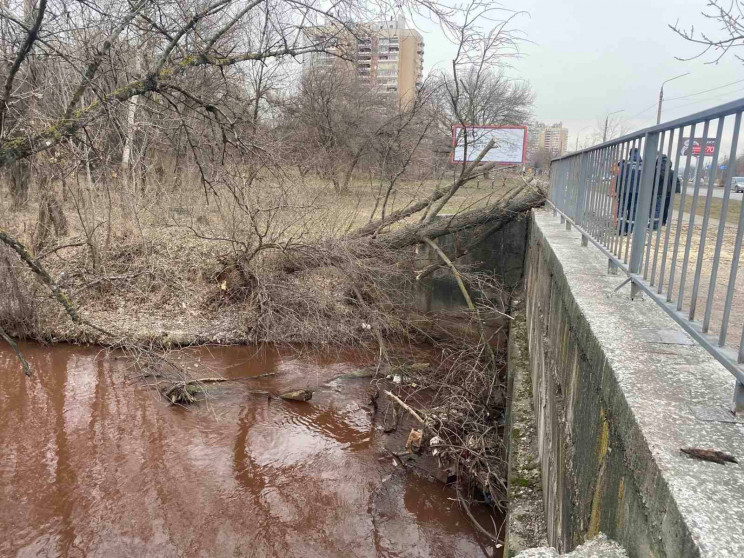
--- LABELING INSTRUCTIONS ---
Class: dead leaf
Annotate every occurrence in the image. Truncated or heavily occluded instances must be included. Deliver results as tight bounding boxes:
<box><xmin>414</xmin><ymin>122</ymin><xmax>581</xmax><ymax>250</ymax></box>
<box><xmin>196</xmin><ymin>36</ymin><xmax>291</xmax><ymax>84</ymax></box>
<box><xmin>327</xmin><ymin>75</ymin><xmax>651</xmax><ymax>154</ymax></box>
<box><xmin>405</xmin><ymin>428</ymin><xmax>423</xmax><ymax>453</ymax></box>
<box><xmin>680</xmin><ymin>447</ymin><xmax>738</xmax><ymax>465</ymax></box>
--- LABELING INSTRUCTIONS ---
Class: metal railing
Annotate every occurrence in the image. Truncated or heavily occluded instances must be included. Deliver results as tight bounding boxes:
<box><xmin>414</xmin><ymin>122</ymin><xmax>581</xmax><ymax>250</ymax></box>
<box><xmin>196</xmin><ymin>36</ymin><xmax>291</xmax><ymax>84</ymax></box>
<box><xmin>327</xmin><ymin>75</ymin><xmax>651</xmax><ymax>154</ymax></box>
<box><xmin>548</xmin><ymin>97</ymin><xmax>744</xmax><ymax>412</ymax></box>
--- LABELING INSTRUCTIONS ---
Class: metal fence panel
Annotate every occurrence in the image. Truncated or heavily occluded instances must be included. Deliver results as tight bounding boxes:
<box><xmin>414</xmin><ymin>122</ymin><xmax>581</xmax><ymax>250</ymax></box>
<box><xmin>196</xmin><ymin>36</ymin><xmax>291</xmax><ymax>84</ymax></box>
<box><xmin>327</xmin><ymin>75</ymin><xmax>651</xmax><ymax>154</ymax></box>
<box><xmin>547</xmin><ymin>98</ymin><xmax>744</xmax><ymax>412</ymax></box>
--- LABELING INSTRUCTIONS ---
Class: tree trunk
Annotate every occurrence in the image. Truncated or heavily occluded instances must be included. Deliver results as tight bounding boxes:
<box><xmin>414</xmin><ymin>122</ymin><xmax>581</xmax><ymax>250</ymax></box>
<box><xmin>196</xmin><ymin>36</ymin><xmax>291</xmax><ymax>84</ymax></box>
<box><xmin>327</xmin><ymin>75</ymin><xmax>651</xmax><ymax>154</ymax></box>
<box><xmin>9</xmin><ymin>159</ymin><xmax>31</xmax><ymax>209</ymax></box>
<box><xmin>283</xmin><ymin>185</ymin><xmax>545</xmax><ymax>271</ymax></box>
<box><xmin>34</xmin><ymin>179</ymin><xmax>68</xmax><ymax>252</ymax></box>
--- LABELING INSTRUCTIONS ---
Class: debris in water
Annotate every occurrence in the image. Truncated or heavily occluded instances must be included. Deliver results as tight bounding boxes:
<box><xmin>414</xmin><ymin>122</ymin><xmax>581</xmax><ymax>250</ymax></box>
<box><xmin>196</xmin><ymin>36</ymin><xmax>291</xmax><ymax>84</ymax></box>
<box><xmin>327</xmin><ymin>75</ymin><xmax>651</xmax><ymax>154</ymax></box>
<box><xmin>279</xmin><ymin>389</ymin><xmax>313</xmax><ymax>402</ymax></box>
<box><xmin>163</xmin><ymin>377</ymin><xmax>227</xmax><ymax>405</ymax></box>
<box><xmin>334</xmin><ymin>368</ymin><xmax>375</xmax><ymax>380</ymax></box>
<box><xmin>405</xmin><ymin>429</ymin><xmax>423</xmax><ymax>453</ymax></box>
<box><xmin>430</xmin><ymin>435</ymin><xmax>442</xmax><ymax>456</ymax></box>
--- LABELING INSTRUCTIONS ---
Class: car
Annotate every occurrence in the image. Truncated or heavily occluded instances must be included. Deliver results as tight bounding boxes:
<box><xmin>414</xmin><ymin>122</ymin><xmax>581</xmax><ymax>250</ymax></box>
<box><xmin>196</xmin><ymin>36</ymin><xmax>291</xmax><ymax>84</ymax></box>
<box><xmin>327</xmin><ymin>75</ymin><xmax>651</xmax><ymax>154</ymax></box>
<box><xmin>732</xmin><ymin>177</ymin><xmax>744</xmax><ymax>193</ymax></box>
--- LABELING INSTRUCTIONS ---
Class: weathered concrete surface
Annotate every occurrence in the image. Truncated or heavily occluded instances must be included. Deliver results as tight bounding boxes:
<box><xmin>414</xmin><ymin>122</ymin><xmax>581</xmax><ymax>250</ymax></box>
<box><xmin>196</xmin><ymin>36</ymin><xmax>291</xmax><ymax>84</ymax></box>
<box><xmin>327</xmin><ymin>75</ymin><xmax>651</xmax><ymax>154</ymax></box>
<box><xmin>515</xmin><ymin>534</ymin><xmax>627</xmax><ymax>557</ymax></box>
<box><xmin>525</xmin><ymin>210</ymin><xmax>744</xmax><ymax>557</ymax></box>
<box><xmin>416</xmin><ymin>216</ymin><xmax>528</xmax><ymax>312</ymax></box>
<box><xmin>505</xmin><ymin>308</ymin><xmax>549</xmax><ymax>556</ymax></box>
<box><xmin>516</xmin><ymin>533</ymin><xmax>628</xmax><ymax>557</ymax></box>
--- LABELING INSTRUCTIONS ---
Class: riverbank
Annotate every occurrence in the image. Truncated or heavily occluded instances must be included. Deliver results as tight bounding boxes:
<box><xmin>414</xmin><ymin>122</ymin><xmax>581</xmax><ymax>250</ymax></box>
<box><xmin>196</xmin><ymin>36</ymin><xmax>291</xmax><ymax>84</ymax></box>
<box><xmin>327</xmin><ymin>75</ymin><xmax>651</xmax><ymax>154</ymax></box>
<box><xmin>1</xmin><ymin>174</ymin><xmax>523</xmax><ymax>348</ymax></box>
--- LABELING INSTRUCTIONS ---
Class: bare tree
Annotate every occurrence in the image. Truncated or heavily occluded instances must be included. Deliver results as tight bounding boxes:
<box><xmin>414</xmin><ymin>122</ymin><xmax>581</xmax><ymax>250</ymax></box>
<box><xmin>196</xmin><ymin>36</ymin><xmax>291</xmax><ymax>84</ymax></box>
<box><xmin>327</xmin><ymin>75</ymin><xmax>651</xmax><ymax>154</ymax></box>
<box><xmin>670</xmin><ymin>1</ymin><xmax>744</xmax><ymax>63</ymax></box>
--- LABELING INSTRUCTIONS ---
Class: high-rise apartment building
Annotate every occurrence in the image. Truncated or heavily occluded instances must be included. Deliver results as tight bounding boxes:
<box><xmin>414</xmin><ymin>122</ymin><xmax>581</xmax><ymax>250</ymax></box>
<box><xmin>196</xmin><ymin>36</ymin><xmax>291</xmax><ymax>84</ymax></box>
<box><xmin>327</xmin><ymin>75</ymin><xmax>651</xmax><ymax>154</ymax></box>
<box><xmin>528</xmin><ymin>122</ymin><xmax>568</xmax><ymax>157</ymax></box>
<box><xmin>302</xmin><ymin>16</ymin><xmax>424</xmax><ymax>107</ymax></box>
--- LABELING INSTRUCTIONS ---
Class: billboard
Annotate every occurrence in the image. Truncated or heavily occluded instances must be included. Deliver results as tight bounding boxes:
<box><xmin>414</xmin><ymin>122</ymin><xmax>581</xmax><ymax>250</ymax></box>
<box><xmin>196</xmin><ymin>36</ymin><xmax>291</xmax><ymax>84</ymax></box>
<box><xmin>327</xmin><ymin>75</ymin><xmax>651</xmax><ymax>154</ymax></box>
<box><xmin>680</xmin><ymin>138</ymin><xmax>717</xmax><ymax>157</ymax></box>
<box><xmin>451</xmin><ymin>125</ymin><xmax>527</xmax><ymax>165</ymax></box>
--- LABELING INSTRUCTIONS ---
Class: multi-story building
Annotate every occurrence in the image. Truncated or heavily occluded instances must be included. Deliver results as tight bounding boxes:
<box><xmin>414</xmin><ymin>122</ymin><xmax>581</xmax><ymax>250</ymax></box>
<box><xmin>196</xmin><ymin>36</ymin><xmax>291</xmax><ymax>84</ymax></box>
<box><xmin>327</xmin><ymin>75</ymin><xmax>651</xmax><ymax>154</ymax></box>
<box><xmin>302</xmin><ymin>16</ymin><xmax>424</xmax><ymax>107</ymax></box>
<box><xmin>528</xmin><ymin>122</ymin><xmax>568</xmax><ymax>157</ymax></box>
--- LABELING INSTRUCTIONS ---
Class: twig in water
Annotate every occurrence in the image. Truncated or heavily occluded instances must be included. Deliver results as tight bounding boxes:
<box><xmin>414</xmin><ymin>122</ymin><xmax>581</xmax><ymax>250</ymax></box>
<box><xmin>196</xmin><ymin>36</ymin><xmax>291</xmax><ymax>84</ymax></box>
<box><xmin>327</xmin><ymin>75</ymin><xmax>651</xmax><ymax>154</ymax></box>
<box><xmin>0</xmin><ymin>325</ymin><xmax>30</xmax><ymax>376</ymax></box>
<box><xmin>384</xmin><ymin>390</ymin><xmax>425</xmax><ymax>424</ymax></box>
<box><xmin>455</xmin><ymin>482</ymin><xmax>501</xmax><ymax>544</ymax></box>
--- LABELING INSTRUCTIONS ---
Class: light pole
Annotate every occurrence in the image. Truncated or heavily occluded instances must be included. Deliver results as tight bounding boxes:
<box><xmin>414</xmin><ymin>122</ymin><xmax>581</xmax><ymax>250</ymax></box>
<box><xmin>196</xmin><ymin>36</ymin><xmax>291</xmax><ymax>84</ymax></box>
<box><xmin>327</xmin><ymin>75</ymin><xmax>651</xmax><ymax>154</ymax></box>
<box><xmin>575</xmin><ymin>125</ymin><xmax>591</xmax><ymax>151</ymax></box>
<box><xmin>657</xmin><ymin>72</ymin><xmax>690</xmax><ymax>124</ymax></box>
<box><xmin>603</xmin><ymin>109</ymin><xmax>624</xmax><ymax>142</ymax></box>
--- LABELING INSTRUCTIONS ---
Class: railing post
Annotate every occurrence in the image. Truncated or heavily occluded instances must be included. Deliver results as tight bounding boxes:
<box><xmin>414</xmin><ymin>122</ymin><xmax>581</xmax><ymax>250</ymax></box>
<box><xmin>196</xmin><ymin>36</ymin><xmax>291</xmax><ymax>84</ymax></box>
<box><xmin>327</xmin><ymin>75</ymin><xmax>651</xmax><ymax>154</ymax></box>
<box><xmin>573</xmin><ymin>152</ymin><xmax>589</xmax><ymax>227</ymax></box>
<box><xmin>628</xmin><ymin>132</ymin><xmax>659</xmax><ymax>299</ymax></box>
<box><xmin>735</xmin><ymin>381</ymin><xmax>744</xmax><ymax>415</ymax></box>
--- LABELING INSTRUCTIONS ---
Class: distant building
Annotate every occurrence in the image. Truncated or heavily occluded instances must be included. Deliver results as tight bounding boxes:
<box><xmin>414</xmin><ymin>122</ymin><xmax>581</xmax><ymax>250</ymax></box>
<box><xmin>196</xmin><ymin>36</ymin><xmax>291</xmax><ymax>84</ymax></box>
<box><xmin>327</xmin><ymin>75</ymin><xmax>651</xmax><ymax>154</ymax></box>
<box><xmin>528</xmin><ymin>122</ymin><xmax>568</xmax><ymax>157</ymax></box>
<box><xmin>302</xmin><ymin>16</ymin><xmax>424</xmax><ymax>107</ymax></box>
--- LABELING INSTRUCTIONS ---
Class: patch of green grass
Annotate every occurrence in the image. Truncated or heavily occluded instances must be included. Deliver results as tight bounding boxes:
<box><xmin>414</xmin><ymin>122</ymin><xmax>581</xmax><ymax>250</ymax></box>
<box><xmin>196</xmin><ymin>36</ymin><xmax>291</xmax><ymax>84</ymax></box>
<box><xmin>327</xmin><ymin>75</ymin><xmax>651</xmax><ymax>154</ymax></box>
<box><xmin>510</xmin><ymin>476</ymin><xmax>532</xmax><ymax>488</ymax></box>
<box><xmin>674</xmin><ymin>187</ymin><xmax>743</xmax><ymax>223</ymax></box>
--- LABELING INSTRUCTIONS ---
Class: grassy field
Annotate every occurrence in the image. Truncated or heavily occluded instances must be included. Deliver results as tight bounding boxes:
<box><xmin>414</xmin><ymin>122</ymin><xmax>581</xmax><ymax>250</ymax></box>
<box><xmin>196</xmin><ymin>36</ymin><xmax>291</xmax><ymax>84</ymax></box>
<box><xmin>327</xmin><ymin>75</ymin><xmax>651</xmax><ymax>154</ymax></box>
<box><xmin>675</xmin><ymin>187</ymin><xmax>743</xmax><ymax>224</ymax></box>
<box><xmin>0</xmin><ymin>168</ymin><xmax>526</xmax><ymax>344</ymax></box>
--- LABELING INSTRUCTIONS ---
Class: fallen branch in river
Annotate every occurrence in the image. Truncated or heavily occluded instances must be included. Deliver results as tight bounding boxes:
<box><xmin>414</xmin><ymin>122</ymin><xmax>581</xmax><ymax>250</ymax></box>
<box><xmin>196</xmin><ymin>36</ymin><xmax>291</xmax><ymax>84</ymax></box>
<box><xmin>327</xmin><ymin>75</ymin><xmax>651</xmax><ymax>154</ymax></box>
<box><xmin>456</xmin><ymin>482</ymin><xmax>502</xmax><ymax>544</ymax></box>
<box><xmin>384</xmin><ymin>390</ymin><xmax>426</xmax><ymax>424</ymax></box>
<box><xmin>0</xmin><ymin>325</ymin><xmax>30</xmax><ymax>376</ymax></box>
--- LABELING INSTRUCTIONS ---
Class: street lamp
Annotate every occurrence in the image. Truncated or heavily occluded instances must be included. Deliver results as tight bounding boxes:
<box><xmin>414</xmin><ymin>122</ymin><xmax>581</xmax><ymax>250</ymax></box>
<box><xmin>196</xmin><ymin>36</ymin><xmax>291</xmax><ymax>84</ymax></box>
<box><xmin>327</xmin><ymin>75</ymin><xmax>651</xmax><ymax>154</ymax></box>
<box><xmin>603</xmin><ymin>109</ymin><xmax>624</xmax><ymax>142</ymax></box>
<box><xmin>575</xmin><ymin>125</ymin><xmax>591</xmax><ymax>151</ymax></box>
<box><xmin>657</xmin><ymin>72</ymin><xmax>690</xmax><ymax>124</ymax></box>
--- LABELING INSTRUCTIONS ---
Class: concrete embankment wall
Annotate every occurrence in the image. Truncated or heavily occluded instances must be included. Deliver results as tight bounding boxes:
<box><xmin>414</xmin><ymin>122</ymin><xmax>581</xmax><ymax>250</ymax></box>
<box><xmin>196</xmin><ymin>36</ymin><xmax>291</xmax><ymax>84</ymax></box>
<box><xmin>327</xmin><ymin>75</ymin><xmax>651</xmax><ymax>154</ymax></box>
<box><xmin>416</xmin><ymin>216</ymin><xmax>529</xmax><ymax>312</ymax></box>
<box><xmin>522</xmin><ymin>211</ymin><xmax>744</xmax><ymax>557</ymax></box>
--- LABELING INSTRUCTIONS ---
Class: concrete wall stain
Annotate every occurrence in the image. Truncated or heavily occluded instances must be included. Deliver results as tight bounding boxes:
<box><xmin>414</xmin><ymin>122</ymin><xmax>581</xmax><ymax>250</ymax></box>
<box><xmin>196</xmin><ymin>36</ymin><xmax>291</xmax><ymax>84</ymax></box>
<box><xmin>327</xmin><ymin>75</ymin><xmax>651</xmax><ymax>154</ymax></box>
<box><xmin>588</xmin><ymin>409</ymin><xmax>610</xmax><ymax>539</ymax></box>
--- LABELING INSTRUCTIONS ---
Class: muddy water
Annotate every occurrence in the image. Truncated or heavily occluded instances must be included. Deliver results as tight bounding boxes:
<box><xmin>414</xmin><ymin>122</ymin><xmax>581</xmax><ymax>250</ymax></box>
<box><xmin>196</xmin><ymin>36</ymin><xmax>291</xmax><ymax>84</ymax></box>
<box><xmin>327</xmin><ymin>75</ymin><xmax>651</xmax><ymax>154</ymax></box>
<box><xmin>0</xmin><ymin>343</ymin><xmax>500</xmax><ymax>557</ymax></box>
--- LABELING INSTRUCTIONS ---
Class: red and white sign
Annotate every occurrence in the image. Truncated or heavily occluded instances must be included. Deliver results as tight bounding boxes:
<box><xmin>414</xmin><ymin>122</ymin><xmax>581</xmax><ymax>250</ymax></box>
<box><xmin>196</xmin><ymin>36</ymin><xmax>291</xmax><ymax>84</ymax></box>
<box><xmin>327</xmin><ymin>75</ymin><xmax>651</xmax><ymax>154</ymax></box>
<box><xmin>680</xmin><ymin>138</ymin><xmax>717</xmax><ymax>157</ymax></box>
<box><xmin>451</xmin><ymin>125</ymin><xmax>527</xmax><ymax>165</ymax></box>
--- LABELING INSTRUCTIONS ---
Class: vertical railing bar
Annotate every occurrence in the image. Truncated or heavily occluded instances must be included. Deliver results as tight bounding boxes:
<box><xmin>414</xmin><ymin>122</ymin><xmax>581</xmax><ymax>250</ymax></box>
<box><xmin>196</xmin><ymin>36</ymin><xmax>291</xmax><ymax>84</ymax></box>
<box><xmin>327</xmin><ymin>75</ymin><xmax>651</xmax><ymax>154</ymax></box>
<box><xmin>644</xmin><ymin>132</ymin><xmax>666</xmax><ymax>279</ymax></box>
<box><xmin>577</xmin><ymin>152</ymin><xmax>586</xmax><ymax>225</ymax></box>
<box><xmin>575</xmin><ymin>154</ymin><xmax>583</xmax><ymax>224</ymax></box>
<box><xmin>566</xmin><ymin>155</ymin><xmax>581</xmax><ymax>217</ymax></box>
<box><xmin>580</xmin><ymin>151</ymin><xmax>591</xmax><ymax>226</ymax></box>
<box><xmin>610</xmin><ymin>141</ymin><xmax>623</xmax><ymax>254</ymax></box>
<box><xmin>599</xmin><ymin>146</ymin><xmax>614</xmax><ymax>246</ymax></box>
<box><xmin>623</xmin><ymin>137</ymin><xmax>644</xmax><ymax>264</ymax></box>
<box><xmin>667</xmin><ymin>123</ymin><xmax>698</xmax><ymax>303</ymax></box>
<box><xmin>677</xmin><ymin>119</ymin><xmax>711</xmax><ymax>312</ymax></box>
<box><xmin>656</xmin><ymin>126</ymin><xmax>684</xmax><ymax>302</ymax></box>
<box><xmin>561</xmin><ymin>159</ymin><xmax>574</xmax><ymax>213</ymax></box>
<box><xmin>651</xmin><ymin>130</ymin><xmax>676</xmax><ymax>286</ymax></box>
<box><xmin>590</xmin><ymin>149</ymin><xmax>601</xmax><ymax>237</ymax></box>
<box><xmin>629</xmin><ymin>132</ymin><xmax>660</xmax><ymax>290</ymax></box>
<box><xmin>592</xmin><ymin>149</ymin><xmax>602</xmax><ymax>238</ymax></box>
<box><xmin>615</xmin><ymin>139</ymin><xmax>636</xmax><ymax>257</ymax></box>
<box><xmin>728</xmin><ymin>195</ymin><xmax>744</xmax><ymax>348</ymax></box>
<box><xmin>690</xmin><ymin>117</ymin><xmax>725</xmax><ymax>321</ymax></box>
<box><xmin>584</xmin><ymin>150</ymin><xmax>596</xmax><ymax>234</ymax></box>
<box><xmin>606</xmin><ymin>144</ymin><xmax>619</xmax><ymax>246</ymax></box>
<box><xmin>550</xmin><ymin>160</ymin><xmax>566</xmax><ymax>211</ymax></box>
<box><xmin>708</xmin><ymin>112</ymin><xmax>742</xmax><ymax>335</ymax></box>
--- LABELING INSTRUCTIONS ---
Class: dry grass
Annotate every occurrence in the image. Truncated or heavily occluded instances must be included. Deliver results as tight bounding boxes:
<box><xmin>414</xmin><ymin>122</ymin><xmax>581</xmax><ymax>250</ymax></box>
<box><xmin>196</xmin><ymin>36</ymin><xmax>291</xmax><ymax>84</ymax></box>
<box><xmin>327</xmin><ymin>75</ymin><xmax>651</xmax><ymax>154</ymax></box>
<box><xmin>0</xmin><ymin>168</ymin><xmax>521</xmax><ymax>345</ymax></box>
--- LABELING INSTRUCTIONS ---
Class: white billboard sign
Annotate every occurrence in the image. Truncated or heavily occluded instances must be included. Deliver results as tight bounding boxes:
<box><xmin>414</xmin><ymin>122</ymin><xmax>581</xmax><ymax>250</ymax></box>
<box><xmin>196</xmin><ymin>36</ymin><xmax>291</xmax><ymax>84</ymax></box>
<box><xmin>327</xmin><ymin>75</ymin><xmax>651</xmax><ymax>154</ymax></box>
<box><xmin>451</xmin><ymin>125</ymin><xmax>527</xmax><ymax>165</ymax></box>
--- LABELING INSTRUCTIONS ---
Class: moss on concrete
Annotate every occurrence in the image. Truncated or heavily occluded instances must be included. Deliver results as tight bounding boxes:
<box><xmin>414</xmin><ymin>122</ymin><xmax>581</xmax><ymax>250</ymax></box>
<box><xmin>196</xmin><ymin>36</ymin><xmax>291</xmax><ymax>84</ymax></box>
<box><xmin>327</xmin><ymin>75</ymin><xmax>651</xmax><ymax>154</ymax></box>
<box><xmin>505</xmin><ymin>308</ymin><xmax>548</xmax><ymax>556</ymax></box>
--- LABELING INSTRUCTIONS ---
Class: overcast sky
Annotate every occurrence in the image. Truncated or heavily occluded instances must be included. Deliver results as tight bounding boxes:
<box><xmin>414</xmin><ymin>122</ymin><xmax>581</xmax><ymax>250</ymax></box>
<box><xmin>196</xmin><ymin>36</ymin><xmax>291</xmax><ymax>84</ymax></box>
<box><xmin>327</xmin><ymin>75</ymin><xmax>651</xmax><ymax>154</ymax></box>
<box><xmin>415</xmin><ymin>0</ymin><xmax>744</xmax><ymax>150</ymax></box>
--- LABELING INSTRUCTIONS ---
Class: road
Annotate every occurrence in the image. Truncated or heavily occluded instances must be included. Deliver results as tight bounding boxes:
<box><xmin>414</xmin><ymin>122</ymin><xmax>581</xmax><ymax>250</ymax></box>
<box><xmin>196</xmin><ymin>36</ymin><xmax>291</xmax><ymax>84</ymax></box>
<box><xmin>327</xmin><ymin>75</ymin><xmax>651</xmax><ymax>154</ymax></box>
<box><xmin>691</xmin><ymin>187</ymin><xmax>744</xmax><ymax>201</ymax></box>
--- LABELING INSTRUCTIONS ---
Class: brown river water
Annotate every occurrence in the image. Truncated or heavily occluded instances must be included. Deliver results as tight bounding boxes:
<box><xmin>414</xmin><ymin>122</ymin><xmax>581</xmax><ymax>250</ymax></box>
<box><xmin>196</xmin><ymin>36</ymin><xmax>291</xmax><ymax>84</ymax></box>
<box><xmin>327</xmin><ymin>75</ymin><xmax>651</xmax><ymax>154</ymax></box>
<box><xmin>0</xmin><ymin>342</ymin><xmax>500</xmax><ymax>557</ymax></box>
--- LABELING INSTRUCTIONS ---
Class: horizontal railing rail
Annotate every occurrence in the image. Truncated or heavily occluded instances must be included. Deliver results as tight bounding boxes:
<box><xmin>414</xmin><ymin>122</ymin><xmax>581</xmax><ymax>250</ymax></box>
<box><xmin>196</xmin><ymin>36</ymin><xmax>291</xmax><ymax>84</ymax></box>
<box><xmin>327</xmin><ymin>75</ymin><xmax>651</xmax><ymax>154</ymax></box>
<box><xmin>548</xmin><ymin>97</ymin><xmax>744</xmax><ymax>412</ymax></box>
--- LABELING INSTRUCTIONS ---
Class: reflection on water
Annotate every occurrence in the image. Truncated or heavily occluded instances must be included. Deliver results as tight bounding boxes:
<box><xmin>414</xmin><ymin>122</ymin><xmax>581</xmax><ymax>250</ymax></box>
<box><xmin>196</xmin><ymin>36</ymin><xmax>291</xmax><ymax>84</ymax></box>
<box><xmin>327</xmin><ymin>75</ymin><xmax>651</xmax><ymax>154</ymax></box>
<box><xmin>0</xmin><ymin>343</ymin><xmax>499</xmax><ymax>557</ymax></box>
